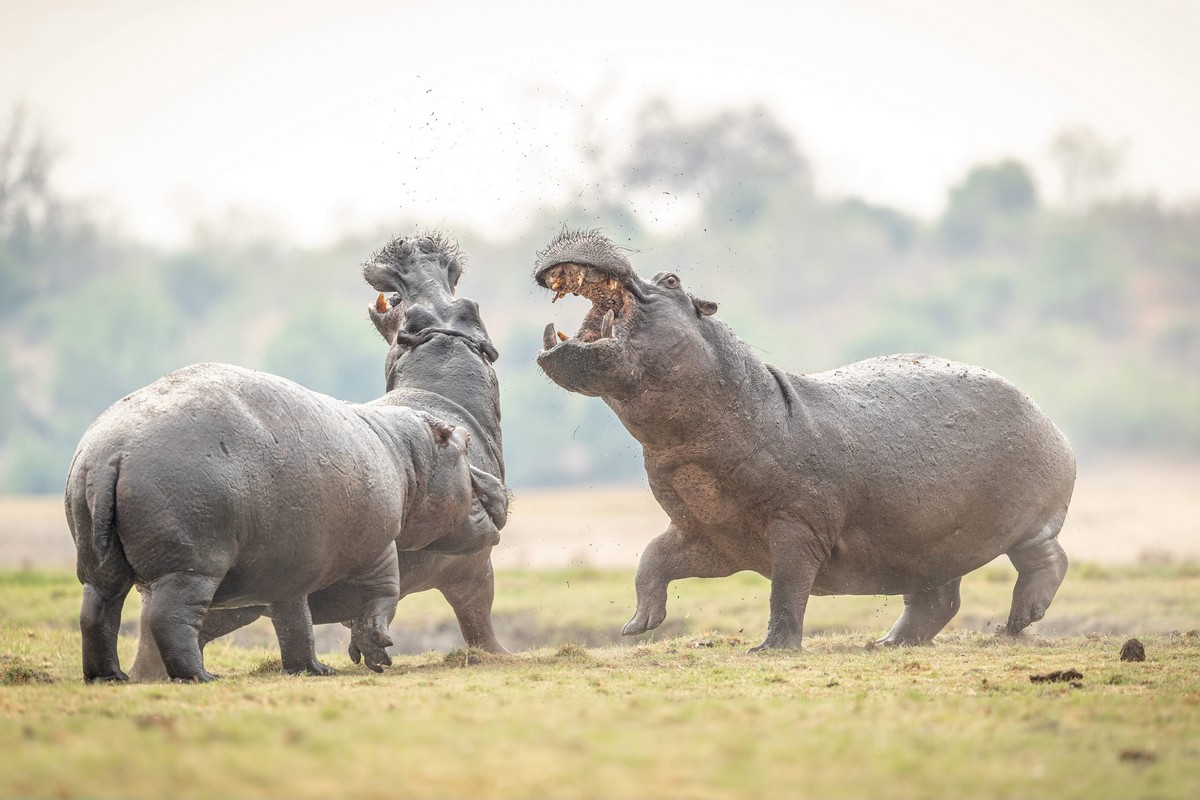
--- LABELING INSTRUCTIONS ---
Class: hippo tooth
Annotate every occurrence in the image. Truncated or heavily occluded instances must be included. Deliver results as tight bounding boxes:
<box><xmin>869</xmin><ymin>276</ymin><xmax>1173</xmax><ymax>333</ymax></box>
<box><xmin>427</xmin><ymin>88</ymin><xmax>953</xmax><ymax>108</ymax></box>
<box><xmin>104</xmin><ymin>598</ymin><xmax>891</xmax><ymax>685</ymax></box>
<box><xmin>601</xmin><ymin>309</ymin><xmax>615</xmax><ymax>338</ymax></box>
<box><xmin>542</xmin><ymin>323</ymin><xmax>558</xmax><ymax>350</ymax></box>
<box><xmin>550</xmin><ymin>276</ymin><xmax>562</xmax><ymax>291</ymax></box>
<box><xmin>575</xmin><ymin>273</ymin><xmax>584</xmax><ymax>289</ymax></box>
<box><xmin>551</xmin><ymin>289</ymin><xmax>566</xmax><ymax>303</ymax></box>
<box><xmin>557</xmin><ymin>330</ymin><xmax>569</xmax><ymax>342</ymax></box>
<box><xmin>608</xmin><ymin>278</ymin><xmax>617</xmax><ymax>291</ymax></box>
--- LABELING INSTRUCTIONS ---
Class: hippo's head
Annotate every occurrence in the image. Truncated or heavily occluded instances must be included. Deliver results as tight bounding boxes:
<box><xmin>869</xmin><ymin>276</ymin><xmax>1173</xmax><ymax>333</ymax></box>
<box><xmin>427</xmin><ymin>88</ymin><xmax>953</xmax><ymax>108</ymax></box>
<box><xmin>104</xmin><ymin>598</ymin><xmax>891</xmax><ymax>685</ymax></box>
<box><xmin>406</xmin><ymin>414</ymin><xmax>507</xmax><ymax>555</ymax></box>
<box><xmin>362</xmin><ymin>234</ymin><xmax>499</xmax><ymax>391</ymax></box>
<box><xmin>533</xmin><ymin>229</ymin><xmax>719</xmax><ymax>399</ymax></box>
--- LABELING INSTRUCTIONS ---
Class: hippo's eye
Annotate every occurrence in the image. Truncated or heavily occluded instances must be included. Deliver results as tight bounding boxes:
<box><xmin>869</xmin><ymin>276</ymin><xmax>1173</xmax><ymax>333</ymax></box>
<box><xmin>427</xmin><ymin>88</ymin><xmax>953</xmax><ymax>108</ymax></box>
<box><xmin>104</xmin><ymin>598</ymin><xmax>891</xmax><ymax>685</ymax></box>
<box><xmin>663</xmin><ymin>274</ymin><xmax>680</xmax><ymax>289</ymax></box>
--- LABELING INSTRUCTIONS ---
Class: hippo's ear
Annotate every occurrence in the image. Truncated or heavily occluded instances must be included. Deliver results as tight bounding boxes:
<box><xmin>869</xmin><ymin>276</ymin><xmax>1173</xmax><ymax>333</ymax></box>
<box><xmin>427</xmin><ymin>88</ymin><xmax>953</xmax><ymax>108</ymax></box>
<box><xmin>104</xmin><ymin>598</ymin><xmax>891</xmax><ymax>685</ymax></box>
<box><xmin>691</xmin><ymin>296</ymin><xmax>719</xmax><ymax>317</ymax></box>
<box><xmin>368</xmin><ymin>294</ymin><xmax>405</xmax><ymax>343</ymax></box>
<box><xmin>426</xmin><ymin>418</ymin><xmax>457</xmax><ymax>448</ymax></box>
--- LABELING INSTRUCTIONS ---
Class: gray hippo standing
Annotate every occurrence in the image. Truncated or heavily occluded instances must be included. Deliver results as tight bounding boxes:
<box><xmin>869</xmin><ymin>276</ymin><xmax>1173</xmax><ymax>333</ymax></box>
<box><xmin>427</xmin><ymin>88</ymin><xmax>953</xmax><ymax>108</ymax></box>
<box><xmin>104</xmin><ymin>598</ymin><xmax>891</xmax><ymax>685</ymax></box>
<box><xmin>67</xmin><ymin>363</ymin><xmax>507</xmax><ymax>682</ymax></box>
<box><xmin>132</xmin><ymin>234</ymin><xmax>511</xmax><ymax>676</ymax></box>
<box><xmin>533</xmin><ymin>230</ymin><xmax>1075</xmax><ymax>650</ymax></box>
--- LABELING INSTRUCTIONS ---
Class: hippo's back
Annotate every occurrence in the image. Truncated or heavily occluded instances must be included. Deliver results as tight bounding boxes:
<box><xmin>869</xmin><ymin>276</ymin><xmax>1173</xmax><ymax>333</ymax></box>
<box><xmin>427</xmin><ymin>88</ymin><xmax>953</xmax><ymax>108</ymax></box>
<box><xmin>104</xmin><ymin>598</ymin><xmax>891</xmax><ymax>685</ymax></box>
<box><xmin>793</xmin><ymin>354</ymin><xmax>1075</xmax><ymax>593</ymax></box>
<box><xmin>68</xmin><ymin>363</ymin><xmax>400</xmax><ymax>590</ymax></box>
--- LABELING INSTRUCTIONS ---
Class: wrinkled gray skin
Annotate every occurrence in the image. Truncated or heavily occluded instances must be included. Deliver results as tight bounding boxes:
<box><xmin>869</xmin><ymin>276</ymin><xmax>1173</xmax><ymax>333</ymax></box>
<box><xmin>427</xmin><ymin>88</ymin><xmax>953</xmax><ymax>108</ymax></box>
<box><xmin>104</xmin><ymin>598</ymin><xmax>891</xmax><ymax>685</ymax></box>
<box><xmin>67</xmin><ymin>363</ymin><xmax>506</xmax><ymax>682</ymax></box>
<box><xmin>534</xmin><ymin>229</ymin><xmax>1076</xmax><ymax>651</ymax></box>
<box><xmin>130</xmin><ymin>234</ymin><xmax>511</xmax><ymax>680</ymax></box>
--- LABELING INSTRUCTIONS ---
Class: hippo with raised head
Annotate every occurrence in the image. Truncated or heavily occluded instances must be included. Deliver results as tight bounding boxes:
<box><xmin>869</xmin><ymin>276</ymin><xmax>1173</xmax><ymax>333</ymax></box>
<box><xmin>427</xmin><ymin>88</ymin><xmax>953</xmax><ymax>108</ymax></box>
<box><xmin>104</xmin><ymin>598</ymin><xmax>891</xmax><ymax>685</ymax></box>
<box><xmin>66</xmin><ymin>362</ymin><xmax>506</xmax><ymax>682</ymax></box>
<box><xmin>130</xmin><ymin>234</ymin><xmax>511</xmax><ymax>678</ymax></box>
<box><xmin>533</xmin><ymin>229</ymin><xmax>1075</xmax><ymax>650</ymax></box>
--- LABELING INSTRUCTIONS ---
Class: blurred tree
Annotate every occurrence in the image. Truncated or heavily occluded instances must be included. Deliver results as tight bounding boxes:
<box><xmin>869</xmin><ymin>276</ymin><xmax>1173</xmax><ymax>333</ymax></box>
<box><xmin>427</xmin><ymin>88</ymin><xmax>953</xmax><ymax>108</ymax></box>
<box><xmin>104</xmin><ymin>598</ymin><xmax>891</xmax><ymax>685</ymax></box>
<box><xmin>0</xmin><ymin>108</ymin><xmax>106</xmax><ymax>315</ymax></box>
<box><xmin>939</xmin><ymin>160</ymin><xmax>1038</xmax><ymax>254</ymax></box>
<box><xmin>262</xmin><ymin>305</ymin><xmax>381</xmax><ymax>403</ymax></box>
<box><xmin>620</xmin><ymin>101</ymin><xmax>813</xmax><ymax>228</ymax></box>
<box><xmin>1032</xmin><ymin>219</ymin><xmax>1130</xmax><ymax>336</ymax></box>
<box><xmin>50</xmin><ymin>277</ymin><xmax>188</xmax><ymax>421</ymax></box>
<box><xmin>161</xmin><ymin>251</ymin><xmax>231</xmax><ymax>317</ymax></box>
<box><xmin>1049</xmin><ymin>125</ymin><xmax>1126</xmax><ymax>209</ymax></box>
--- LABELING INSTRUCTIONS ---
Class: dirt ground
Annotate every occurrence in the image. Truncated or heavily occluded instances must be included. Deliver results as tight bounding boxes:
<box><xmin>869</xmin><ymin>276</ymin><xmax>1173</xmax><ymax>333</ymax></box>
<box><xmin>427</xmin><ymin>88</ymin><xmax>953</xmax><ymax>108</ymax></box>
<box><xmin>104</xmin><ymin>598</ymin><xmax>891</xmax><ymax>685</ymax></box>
<box><xmin>5</xmin><ymin>458</ymin><xmax>1198</xmax><ymax>569</ymax></box>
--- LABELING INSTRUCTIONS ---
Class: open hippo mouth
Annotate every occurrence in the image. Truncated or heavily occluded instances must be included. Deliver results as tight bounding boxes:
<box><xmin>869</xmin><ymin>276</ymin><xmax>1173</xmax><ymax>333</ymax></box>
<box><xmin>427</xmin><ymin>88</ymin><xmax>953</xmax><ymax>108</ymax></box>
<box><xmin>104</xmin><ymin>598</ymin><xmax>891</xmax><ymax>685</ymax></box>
<box><xmin>533</xmin><ymin>230</ymin><xmax>648</xmax><ymax>395</ymax></box>
<box><xmin>537</xmin><ymin>262</ymin><xmax>635</xmax><ymax>351</ymax></box>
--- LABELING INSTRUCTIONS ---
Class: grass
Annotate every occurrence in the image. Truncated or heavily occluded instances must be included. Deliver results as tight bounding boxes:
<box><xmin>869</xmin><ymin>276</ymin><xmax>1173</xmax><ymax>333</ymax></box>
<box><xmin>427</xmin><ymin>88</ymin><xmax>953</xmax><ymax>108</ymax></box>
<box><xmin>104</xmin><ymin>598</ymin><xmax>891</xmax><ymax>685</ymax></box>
<box><xmin>1</xmin><ymin>565</ymin><xmax>1199</xmax><ymax>798</ymax></box>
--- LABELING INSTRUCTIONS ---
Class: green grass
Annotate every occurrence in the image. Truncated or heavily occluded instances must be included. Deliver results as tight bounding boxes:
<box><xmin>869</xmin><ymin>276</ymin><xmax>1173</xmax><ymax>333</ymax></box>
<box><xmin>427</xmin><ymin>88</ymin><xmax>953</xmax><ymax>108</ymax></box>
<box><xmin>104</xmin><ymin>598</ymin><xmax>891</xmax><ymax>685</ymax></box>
<box><xmin>2</xmin><ymin>566</ymin><xmax>1199</xmax><ymax>799</ymax></box>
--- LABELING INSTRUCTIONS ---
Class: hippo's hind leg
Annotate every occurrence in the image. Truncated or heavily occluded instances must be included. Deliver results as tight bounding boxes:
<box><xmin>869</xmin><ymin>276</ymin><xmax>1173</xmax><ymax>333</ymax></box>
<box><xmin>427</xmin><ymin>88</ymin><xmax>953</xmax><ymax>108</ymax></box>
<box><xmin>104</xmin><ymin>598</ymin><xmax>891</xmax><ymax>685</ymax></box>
<box><xmin>345</xmin><ymin>545</ymin><xmax>400</xmax><ymax>673</ymax></box>
<box><xmin>80</xmin><ymin>582</ymin><xmax>133</xmax><ymax>682</ymax></box>
<box><xmin>1005</xmin><ymin>518</ymin><xmax>1069</xmax><ymax>635</ymax></box>
<box><xmin>270</xmin><ymin>597</ymin><xmax>335</xmax><ymax>676</ymax></box>
<box><xmin>875</xmin><ymin>578</ymin><xmax>962</xmax><ymax>647</ymax></box>
<box><xmin>439</xmin><ymin>555</ymin><xmax>509</xmax><ymax>655</ymax></box>
<box><xmin>145</xmin><ymin>572</ymin><xmax>222</xmax><ymax>682</ymax></box>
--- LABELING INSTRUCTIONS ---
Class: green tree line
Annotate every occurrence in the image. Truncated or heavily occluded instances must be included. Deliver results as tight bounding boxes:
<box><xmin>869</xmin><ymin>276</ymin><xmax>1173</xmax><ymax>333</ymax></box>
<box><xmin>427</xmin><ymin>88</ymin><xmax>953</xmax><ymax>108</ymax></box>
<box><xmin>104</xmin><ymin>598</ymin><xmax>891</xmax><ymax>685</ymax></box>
<box><xmin>1</xmin><ymin>104</ymin><xmax>1197</xmax><ymax>493</ymax></box>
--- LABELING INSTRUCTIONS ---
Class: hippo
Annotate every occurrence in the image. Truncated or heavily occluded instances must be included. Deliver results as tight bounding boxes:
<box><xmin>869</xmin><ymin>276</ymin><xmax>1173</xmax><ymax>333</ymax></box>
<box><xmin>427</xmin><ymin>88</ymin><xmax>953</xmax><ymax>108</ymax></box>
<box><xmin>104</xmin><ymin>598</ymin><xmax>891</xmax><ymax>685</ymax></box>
<box><xmin>533</xmin><ymin>229</ymin><xmax>1076</xmax><ymax>651</ymax></box>
<box><xmin>66</xmin><ymin>362</ymin><xmax>507</xmax><ymax>682</ymax></box>
<box><xmin>131</xmin><ymin>234</ymin><xmax>511</xmax><ymax>677</ymax></box>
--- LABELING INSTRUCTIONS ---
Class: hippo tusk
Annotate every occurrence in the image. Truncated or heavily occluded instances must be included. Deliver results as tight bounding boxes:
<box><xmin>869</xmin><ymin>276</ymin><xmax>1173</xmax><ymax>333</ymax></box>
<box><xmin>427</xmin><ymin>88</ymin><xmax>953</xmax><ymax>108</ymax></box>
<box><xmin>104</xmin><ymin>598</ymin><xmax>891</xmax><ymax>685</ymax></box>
<box><xmin>375</xmin><ymin>293</ymin><xmax>389</xmax><ymax>313</ymax></box>
<box><xmin>542</xmin><ymin>323</ymin><xmax>558</xmax><ymax>351</ymax></box>
<box><xmin>557</xmin><ymin>330</ymin><xmax>569</xmax><ymax>342</ymax></box>
<box><xmin>601</xmin><ymin>309</ymin><xmax>615</xmax><ymax>339</ymax></box>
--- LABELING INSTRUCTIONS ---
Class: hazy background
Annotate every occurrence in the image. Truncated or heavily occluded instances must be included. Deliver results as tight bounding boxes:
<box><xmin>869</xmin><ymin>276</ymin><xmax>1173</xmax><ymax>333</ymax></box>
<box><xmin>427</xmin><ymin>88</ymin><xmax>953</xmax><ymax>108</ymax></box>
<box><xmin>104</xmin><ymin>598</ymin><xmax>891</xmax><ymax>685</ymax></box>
<box><xmin>2</xmin><ymin>0</ymin><xmax>1199</xmax><ymax>493</ymax></box>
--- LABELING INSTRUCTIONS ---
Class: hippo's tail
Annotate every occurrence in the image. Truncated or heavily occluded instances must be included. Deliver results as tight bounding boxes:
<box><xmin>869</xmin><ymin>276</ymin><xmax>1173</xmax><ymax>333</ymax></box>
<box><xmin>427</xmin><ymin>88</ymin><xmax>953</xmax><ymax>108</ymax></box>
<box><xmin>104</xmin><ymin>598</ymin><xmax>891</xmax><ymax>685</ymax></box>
<box><xmin>80</xmin><ymin>454</ymin><xmax>135</xmax><ymax>596</ymax></box>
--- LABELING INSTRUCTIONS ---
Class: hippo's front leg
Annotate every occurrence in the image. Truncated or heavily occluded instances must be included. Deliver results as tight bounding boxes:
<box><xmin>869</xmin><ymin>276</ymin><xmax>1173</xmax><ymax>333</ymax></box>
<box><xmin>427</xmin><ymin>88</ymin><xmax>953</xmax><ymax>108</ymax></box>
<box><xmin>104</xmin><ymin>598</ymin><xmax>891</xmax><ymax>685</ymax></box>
<box><xmin>345</xmin><ymin>545</ymin><xmax>400</xmax><ymax>673</ymax></box>
<box><xmin>622</xmin><ymin>524</ymin><xmax>739</xmax><ymax>637</ymax></box>
<box><xmin>749</xmin><ymin>518</ymin><xmax>826</xmax><ymax>652</ymax></box>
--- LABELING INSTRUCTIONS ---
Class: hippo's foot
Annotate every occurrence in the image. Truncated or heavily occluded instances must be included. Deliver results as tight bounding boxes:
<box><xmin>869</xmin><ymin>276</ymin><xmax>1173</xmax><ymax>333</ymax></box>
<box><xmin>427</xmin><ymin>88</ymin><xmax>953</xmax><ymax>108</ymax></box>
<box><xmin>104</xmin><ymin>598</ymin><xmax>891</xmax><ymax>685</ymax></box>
<box><xmin>282</xmin><ymin>659</ymin><xmax>336</xmax><ymax>677</ymax></box>
<box><xmin>1005</xmin><ymin>537</ymin><xmax>1068</xmax><ymax>635</ymax></box>
<box><xmin>86</xmin><ymin>670</ymin><xmax>130</xmax><ymax>684</ymax></box>
<box><xmin>748</xmin><ymin>634</ymin><xmax>804</xmax><ymax>653</ymax></box>
<box><xmin>171</xmin><ymin>669</ymin><xmax>219</xmax><ymax>684</ymax></box>
<box><xmin>621</xmin><ymin>612</ymin><xmax>663</xmax><ymax>638</ymax></box>
<box><xmin>621</xmin><ymin>602</ymin><xmax>666</xmax><ymax>637</ymax></box>
<box><xmin>875</xmin><ymin>580</ymin><xmax>962</xmax><ymax>647</ymax></box>
<box><xmin>348</xmin><ymin>619</ymin><xmax>394</xmax><ymax>673</ymax></box>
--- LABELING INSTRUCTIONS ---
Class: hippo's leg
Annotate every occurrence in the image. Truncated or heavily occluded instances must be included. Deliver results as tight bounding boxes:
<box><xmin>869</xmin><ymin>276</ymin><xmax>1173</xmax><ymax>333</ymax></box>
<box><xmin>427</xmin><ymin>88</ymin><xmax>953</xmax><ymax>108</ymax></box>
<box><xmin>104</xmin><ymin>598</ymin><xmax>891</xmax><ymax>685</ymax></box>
<box><xmin>200</xmin><ymin>605</ymin><xmax>267</xmax><ymax>645</ymax></box>
<box><xmin>440</xmin><ymin>557</ymin><xmax>509</xmax><ymax>655</ymax></box>
<box><xmin>80</xmin><ymin>582</ymin><xmax>132</xmax><ymax>682</ymax></box>
<box><xmin>270</xmin><ymin>597</ymin><xmax>335</xmax><ymax>676</ymax></box>
<box><xmin>1005</xmin><ymin>531</ymin><xmax>1069</xmax><ymax>635</ymax></box>
<box><xmin>622</xmin><ymin>524</ymin><xmax>739</xmax><ymax>637</ymax></box>
<box><xmin>346</xmin><ymin>545</ymin><xmax>400</xmax><ymax>673</ymax></box>
<box><xmin>749</xmin><ymin>520</ymin><xmax>825</xmax><ymax>652</ymax></box>
<box><xmin>145</xmin><ymin>572</ymin><xmax>222</xmax><ymax>683</ymax></box>
<box><xmin>874</xmin><ymin>578</ymin><xmax>962</xmax><ymax>646</ymax></box>
<box><xmin>129</xmin><ymin>586</ymin><xmax>169</xmax><ymax>682</ymax></box>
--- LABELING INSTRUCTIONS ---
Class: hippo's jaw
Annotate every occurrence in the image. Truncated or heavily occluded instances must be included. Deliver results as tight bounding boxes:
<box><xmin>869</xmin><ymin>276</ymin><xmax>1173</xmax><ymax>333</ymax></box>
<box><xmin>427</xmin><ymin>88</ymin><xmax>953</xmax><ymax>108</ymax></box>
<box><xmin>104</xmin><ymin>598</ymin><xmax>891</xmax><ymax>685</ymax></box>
<box><xmin>536</xmin><ymin>261</ymin><xmax>640</xmax><ymax>397</ymax></box>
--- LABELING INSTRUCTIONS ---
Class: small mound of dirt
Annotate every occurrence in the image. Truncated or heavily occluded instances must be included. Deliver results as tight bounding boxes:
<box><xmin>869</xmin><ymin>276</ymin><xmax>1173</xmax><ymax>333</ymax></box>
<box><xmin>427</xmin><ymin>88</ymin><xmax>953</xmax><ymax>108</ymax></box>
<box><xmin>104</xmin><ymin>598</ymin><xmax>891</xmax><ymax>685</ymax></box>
<box><xmin>0</xmin><ymin>656</ymin><xmax>55</xmax><ymax>685</ymax></box>
<box><xmin>553</xmin><ymin>643</ymin><xmax>591</xmax><ymax>662</ymax></box>
<box><xmin>443</xmin><ymin>647</ymin><xmax>495</xmax><ymax>667</ymax></box>
<box><xmin>1029</xmin><ymin>669</ymin><xmax>1083</xmax><ymax>684</ymax></box>
<box><xmin>1119</xmin><ymin>638</ymin><xmax>1146</xmax><ymax>662</ymax></box>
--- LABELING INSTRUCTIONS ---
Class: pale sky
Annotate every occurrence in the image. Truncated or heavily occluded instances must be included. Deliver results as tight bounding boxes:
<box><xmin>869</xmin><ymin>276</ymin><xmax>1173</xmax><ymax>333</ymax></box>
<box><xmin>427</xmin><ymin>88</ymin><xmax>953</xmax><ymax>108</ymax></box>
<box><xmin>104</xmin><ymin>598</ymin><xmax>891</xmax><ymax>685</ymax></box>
<box><xmin>4</xmin><ymin>0</ymin><xmax>1198</xmax><ymax>245</ymax></box>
